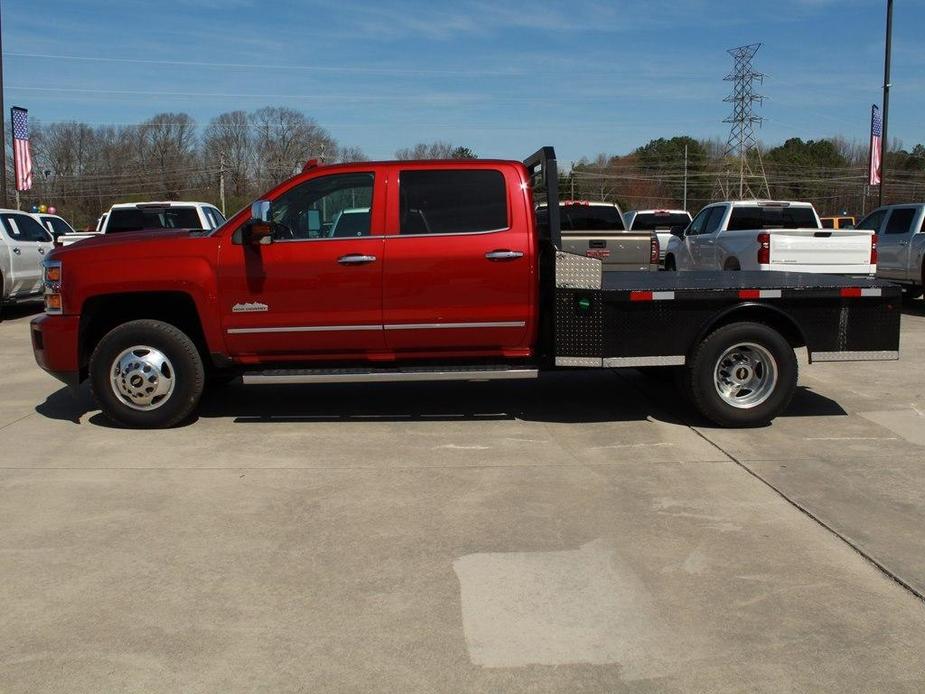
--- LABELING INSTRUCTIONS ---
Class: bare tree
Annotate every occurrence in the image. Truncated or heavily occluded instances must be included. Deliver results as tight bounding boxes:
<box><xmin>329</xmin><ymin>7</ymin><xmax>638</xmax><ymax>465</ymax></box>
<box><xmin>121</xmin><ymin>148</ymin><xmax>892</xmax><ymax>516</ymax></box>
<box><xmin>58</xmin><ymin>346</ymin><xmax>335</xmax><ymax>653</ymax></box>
<box><xmin>335</xmin><ymin>145</ymin><xmax>369</xmax><ymax>163</ymax></box>
<box><xmin>394</xmin><ymin>141</ymin><xmax>458</xmax><ymax>160</ymax></box>
<box><xmin>203</xmin><ymin>111</ymin><xmax>253</xmax><ymax>197</ymax></box>
<box><xmin>250</xmin><ymin>107</ymin><xmax>336</xmax><ymax>188</ymax></box>
<box><xmin>137</xmin><ymin>113</ymin><xmax>199</xmax><ymax>199</ymax></box>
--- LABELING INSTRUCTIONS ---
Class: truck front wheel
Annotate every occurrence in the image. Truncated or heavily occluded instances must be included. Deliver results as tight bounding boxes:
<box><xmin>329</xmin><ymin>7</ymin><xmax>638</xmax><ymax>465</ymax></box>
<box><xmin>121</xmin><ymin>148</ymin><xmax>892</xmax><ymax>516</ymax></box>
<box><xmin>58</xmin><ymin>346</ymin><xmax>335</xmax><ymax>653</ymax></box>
<box><xmin>89</xmin><ymin>319</ymin><xmax>205</xmax><ymax>428</ymax></box>
<box><xmin>685</xmin><ymin>322</ymin><xmax>797</xmax><ymax>427</ymax></box>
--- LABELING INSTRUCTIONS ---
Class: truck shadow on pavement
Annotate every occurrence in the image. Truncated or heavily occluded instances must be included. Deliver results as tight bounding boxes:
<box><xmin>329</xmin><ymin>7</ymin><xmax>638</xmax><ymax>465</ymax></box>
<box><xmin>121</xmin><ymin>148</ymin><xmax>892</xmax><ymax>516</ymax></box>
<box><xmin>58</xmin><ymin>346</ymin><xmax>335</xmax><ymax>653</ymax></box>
<box><xmin>0</xmin><ymin>303</ymin><xmax>43</xmax><ymax>323</ymax></box>
<box><xmin>901</xmin><ymin>299</ymin><xmax>925</xmax><ymax>317</ymax></box>
<box><xmin>34</xmin><ymin>369</ymin><xmax>846</xmax><ymax>428</ymax></box>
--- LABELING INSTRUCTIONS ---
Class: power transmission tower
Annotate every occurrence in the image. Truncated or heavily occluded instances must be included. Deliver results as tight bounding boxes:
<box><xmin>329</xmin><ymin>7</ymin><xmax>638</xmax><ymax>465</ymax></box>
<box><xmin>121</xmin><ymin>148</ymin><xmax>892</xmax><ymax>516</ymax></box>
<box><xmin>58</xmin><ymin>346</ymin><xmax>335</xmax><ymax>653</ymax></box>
<box><xmin>717</xmin><ymin>43</ymin><xmax>770</xmax><ymax>200</ymax></box>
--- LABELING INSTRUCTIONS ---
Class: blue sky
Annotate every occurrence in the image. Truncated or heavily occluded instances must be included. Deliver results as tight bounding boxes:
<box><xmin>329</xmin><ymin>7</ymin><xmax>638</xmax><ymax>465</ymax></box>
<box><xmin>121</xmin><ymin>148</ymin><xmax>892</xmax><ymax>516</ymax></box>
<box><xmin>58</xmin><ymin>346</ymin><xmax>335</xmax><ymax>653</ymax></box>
<box><xmin>2</xmin><ymin>0</ymin><xmax>921</xmax><ymax>163</ymax></box>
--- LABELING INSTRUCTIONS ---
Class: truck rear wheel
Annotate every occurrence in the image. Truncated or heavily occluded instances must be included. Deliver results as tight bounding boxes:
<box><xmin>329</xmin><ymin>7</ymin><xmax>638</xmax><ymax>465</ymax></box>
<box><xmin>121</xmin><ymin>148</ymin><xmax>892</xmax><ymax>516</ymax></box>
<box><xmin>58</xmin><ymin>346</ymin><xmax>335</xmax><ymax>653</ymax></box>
<box><xmin>685</xmin><ymin>322</ymin><xmax>797</xmax><ymax>427</ymax></box>
<box><xmin>89</xmin><ymin>319</ymin><xmax>205</xmax><ymax>428</ymax></box>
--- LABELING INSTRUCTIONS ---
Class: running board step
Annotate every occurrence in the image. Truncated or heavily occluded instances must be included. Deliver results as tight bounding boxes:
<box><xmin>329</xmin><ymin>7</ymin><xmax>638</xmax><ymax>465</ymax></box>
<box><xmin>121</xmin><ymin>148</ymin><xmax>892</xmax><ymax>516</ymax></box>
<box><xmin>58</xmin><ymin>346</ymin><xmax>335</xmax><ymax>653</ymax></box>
<box><xmin>242</xmin><ymin>366</ymin><xmax>539</xmax><ymax>385</ymax></box>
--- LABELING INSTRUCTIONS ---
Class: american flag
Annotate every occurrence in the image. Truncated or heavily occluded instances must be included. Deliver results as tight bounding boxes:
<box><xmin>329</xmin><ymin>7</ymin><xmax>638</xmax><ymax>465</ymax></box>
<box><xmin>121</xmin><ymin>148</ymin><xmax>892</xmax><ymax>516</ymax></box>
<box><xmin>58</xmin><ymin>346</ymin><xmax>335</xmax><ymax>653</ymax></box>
<box><xmin>869</xmin><ymin>104</ymin><xmax>882</xmax><ymax>187</ymax></box>
<box><xmin>11</xmin><ymin>107</ymin><xmax>33</xmax><ymax>192</ymax></box>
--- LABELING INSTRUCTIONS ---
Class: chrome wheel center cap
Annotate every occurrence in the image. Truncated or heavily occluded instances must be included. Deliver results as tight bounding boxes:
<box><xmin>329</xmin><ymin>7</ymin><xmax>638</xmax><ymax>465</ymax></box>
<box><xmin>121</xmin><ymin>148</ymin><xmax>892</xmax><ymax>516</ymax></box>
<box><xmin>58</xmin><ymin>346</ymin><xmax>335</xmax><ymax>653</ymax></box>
<box><xmin>110</xmin><ymin>346</ymin><xmax>176</xmax><ymax>412</ymax></box>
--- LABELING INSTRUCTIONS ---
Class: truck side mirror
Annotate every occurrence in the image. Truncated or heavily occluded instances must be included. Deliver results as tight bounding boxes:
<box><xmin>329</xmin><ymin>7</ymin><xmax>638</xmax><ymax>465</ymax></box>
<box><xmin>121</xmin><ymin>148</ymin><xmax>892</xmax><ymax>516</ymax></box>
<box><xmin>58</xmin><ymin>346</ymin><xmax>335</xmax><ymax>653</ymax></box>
<box><xmin>670</xmin><ymin>225</ymin><xmax>686</xmax><ymax>237</ymax></box>
<box><xmin>251</xmin><ymin>200</ymin><xmax>271</xmax><ymax>222</ymax></box>
<box><xmin>244</xmin><ymin>200</ymin><xmax>273</xmax><ymax>246</ymax></box>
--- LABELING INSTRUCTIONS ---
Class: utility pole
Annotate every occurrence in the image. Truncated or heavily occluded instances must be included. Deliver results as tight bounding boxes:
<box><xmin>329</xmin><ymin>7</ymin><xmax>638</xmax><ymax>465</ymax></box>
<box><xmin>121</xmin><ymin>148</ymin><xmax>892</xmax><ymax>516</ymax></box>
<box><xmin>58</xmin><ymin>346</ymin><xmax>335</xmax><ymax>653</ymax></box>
<box><xmin>683</xmin><ymin>144</ymin><xmax>689</xmax><ymax>210</ymax></box>
<box><xmin>0</xmin><ymin>0</ymin><xmax>7</xmax><ymax>207</ymax></box>
<box><xmin>879</xmin><ymin>0</ymin><xmax>893</xmax><ymax>207</ymax></box>
<box><xmin>219</xmin><ymin>153</ymin><xmax>226</xmax><ymax>216</ymax></box>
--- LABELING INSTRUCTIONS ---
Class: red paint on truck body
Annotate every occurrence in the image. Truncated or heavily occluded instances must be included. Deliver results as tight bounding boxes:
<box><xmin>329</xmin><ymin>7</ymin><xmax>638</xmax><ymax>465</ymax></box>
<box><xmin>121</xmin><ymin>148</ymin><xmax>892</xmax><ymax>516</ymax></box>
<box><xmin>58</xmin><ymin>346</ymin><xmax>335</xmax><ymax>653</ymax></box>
<box><xmin>32</xmin><ymin>159</ymin><xmax>540</xmax><ymax>384</ymax></box>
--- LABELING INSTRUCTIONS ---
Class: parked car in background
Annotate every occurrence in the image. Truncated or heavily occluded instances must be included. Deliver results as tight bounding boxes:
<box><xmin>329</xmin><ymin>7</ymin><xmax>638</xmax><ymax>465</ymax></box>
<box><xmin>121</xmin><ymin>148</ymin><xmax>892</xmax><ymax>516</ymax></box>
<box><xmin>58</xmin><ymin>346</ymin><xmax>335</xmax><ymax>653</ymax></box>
<box><xmin>857</xmin><ymin>204</ymin><xmax>925</xmax><ymax>299</ymax></box>
<box><xmin>665</xmin><ymin>200</ymin><xmax>876</xmax><ymax>276</ymax></box>
<box><xmin>60</xmin><ymin>202</ymin><xmax>226</xmax><ymax>246</ymax></box>
<box><xmin>1</xmin><ymin>209</ymin><xmax>54</xmax><ymax>308</ymax></box>
<box><xmin>536</xmin><ymin>200</ymin><xmax>659</xmax><ymax>271</ymax></box>
<box><xmin>820</xmin><ymin>216</ymin><xmax>856</xmax><ymax>229</ymax></box>
<box><xmin>624</xmin><ymin>209</ymin><xmax>692</xmax><ymax>265</ymax></box>
<box><xmin>35</xmin><ymin>213</ymin><xmax>76</xmax><ymax>241</ymax></box>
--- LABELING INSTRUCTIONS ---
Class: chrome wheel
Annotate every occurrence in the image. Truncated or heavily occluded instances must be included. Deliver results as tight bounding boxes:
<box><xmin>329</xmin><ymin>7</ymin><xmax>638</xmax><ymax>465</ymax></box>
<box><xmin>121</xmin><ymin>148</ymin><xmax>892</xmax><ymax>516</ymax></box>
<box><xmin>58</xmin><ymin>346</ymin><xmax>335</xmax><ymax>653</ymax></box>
<box><xmin>110</xmin><ymin>345</ymin><xmax>176</xmax><ymax>411</ymax></box>
<box><xmin>713</xmin><ymin>342</ymin><xmax>778</xmax><ymax>409</ymax></box>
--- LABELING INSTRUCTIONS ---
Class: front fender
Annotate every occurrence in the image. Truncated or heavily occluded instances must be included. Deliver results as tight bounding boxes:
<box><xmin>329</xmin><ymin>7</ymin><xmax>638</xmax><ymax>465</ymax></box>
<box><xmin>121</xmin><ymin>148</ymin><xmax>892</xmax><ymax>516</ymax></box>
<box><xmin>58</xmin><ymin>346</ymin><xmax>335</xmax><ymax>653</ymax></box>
<box><xmin>68</xmin><ymin>255</ymin><xmax>225</xmax><ymax>354</ymax></box>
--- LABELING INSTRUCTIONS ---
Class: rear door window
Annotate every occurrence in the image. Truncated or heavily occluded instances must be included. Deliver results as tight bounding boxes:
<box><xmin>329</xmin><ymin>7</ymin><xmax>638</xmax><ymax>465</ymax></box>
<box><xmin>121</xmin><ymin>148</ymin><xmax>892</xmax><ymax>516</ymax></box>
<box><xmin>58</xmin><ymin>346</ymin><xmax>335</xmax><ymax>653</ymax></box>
<box><xmin>686</xmin><ymin>207</ymin><xmax>713</xmax><ymax>236</ymax></box>
<box><xmin>399</xmin><ymin>169</ymin><xmax>507</xmax><ymax>235</ymax></box>
<box><xmin>704</xmin><ymin>206</ymin><xmax>726</xmax><ymax>234</ymax></box>
<box><xmin>884</xmin><ymin>208</ymin><xmax>916</xmax><ymax>235</ymax></box>
<box><xmin>857</xmin><ymin>209</ymin><xmax>888</xmax><ymax>232</ymax></box>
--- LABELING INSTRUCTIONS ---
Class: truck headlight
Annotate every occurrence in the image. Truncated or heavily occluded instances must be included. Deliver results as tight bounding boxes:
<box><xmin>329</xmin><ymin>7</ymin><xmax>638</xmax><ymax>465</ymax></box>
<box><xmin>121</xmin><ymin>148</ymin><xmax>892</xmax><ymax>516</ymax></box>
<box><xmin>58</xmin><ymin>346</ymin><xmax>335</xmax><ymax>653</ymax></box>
<box><xmin>43</xmin><ymin>260</ymin><xmax>63</xmax><ymax>314</ymax></box>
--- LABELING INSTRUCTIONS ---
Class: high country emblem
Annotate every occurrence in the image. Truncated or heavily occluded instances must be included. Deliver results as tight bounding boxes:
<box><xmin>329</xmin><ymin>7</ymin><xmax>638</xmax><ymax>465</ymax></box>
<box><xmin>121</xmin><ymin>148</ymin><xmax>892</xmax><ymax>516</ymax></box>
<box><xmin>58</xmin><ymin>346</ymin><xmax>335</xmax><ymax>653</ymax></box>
<box><xmin>232</xmin><ymin>302</ymin><xmax>269</xmax><ymax>313</ymax></box>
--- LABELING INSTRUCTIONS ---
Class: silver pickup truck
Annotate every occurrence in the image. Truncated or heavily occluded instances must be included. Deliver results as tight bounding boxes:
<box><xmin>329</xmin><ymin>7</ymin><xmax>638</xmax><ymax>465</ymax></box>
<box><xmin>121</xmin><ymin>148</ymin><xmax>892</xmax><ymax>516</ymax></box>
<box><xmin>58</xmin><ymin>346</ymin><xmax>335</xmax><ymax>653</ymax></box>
<box><xmin>536</xmin><ymin>201</ymin><xmax>659</xmax><ymax>271</ymax></box>
<box><xmin>858</xmin><ymin>203</ymin><xmax>925</xmax><ymax>298</ymax></box>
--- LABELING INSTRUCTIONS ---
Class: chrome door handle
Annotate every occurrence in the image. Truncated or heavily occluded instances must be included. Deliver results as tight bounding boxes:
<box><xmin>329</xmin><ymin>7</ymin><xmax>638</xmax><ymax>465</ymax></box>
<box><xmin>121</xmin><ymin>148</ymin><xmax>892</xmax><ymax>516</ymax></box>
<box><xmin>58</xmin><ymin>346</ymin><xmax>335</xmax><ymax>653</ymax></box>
<box><xmin>38</xmin><ymin>247</ymin><xmax>46</xmax><ymax>255</ymax></box>
<box><xmin>899</xmin><ymin>240</ymin><xmax>909</xmax><ymax>247</ymax></box>
<box><xmin>338</xmin><ymin>254</ymin><xmax>377</xmax><ymax>265</ymax></box>
<box><xmin>12</xmin><ymin>247</ymin><xmax>21</xmax><ymax>255</ymax></box>
<box><xmin>485</xmin><ymin>250</ymin><xmax>524</xmax><ymax>261</ymax></box>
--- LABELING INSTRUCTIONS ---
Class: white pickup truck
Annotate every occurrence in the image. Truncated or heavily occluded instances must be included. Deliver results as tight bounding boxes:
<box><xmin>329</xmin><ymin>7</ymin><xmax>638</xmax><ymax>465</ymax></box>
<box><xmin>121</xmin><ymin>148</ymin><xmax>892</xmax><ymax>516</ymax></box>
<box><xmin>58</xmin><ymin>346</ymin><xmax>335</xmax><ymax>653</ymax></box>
<box><xmin>1</xmin><ymin>209</ymin><xmax>54</xmax><ymax>308</ymax></box>
<box><xmin>665</xmin><ymin>200</ymin><xmax>876</xmax><ymax>276</ymax></box>
<box><xmin>858</xmin><ymin>203</ymin><xmax>925</xmax><ymax>299</ymax></box>
<box><xmin>59</xmin><ymin>201</ymin><xmax>226</xmax><ymax>246</ymax></box>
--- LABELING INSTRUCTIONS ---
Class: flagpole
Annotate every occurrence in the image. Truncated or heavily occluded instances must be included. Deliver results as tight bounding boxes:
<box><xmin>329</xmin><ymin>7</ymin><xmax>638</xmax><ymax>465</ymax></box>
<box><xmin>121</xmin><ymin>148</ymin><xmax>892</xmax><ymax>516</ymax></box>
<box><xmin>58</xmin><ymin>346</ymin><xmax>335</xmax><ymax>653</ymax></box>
<box><xmin>0</xmin><ymin>0</ymin><xmax>7</xmax><ymax>208</ymax></box>
<box><xmin>880</xmin><ymin>0</ymin><xmax>893</xmax><ymax>207</ymax></box>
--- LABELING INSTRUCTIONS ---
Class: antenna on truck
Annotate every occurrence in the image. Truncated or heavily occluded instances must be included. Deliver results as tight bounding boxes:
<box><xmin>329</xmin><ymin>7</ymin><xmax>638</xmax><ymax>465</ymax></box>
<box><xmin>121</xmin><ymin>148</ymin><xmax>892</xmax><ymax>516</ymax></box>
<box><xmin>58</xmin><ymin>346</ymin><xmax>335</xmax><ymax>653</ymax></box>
<box><xmin>523</xmin><ymin>147</ymin><xmax>561</xmax><ymax>250</ymax></box>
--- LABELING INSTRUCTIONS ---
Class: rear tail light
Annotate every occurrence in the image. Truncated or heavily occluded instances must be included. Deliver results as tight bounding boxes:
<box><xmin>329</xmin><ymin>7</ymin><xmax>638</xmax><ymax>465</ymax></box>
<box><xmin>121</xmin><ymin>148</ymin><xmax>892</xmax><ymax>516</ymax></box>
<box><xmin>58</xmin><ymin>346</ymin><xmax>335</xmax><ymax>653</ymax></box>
<box><xmin>757</xmin><ymin>232</ymin><xmax>771</xmax><ymax>265</ymax></box>
<box><xmin>870</xmin><ymin>234</ymin><xmax>878</xmax><ymax>265</ymax></box>
<box><xmin>650</xmin><ymin>236</ymin><xmax>660</xmax><ymax>265</ymax></box>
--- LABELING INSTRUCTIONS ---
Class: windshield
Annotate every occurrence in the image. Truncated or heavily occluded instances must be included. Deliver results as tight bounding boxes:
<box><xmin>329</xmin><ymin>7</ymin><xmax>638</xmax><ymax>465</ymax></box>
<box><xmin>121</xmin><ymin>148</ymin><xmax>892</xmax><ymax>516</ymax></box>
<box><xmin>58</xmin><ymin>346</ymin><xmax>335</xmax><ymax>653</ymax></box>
<box><xmin>630</xmin><ymin>212</ymin><xmax>691</xmax><ymax>230</ymax></box>
<box><xmin>43</xmin><ymin>216</ymin><xmax>75</xmax><ymax>239</ymax></box>
<box><xmin>107</xmin><ymin>207</ymin><xmax>204</xmax><ymax>234</ymax></box>
<box><xmin>727</xmin><ymin>206</ymin><xmax>819</xmax><ymax>231</ymax></box>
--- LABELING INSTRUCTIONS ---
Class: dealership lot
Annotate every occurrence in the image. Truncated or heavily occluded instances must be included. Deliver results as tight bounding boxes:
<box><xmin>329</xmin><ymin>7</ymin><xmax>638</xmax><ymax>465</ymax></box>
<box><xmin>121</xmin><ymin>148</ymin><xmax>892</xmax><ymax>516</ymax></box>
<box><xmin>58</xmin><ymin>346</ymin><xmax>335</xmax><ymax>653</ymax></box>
<box><xmin>1</xmin><ymin>304</ymin><xmax>924</xmax><ymax>692</ymax></box>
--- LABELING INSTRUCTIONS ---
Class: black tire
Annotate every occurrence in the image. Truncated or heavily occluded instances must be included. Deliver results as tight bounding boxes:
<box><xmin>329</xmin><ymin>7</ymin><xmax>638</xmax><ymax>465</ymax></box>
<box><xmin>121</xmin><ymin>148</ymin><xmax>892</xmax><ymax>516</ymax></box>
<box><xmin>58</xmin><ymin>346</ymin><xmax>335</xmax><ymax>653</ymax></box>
<box><xmin>664</xmin><ymin>255</ymin><xmax>677</xmax><ymax>272</ymax></box>
<box><xmin>684</xmin><ymin>322</ymin><xmax>798</xmax><ymax>428</ymax></box>
<box><xmin>723</xmin><ymin>258</ymin><xmax>741</xmax><ymax>271</ymax></box>
<box><xmin>901</xmin><ymin>285</ymin><xmax>923</xmax><ymax>301</ymax></box>
<box><xmin>89</xmin><ymin>319</ymin><xmax>205</xmax><ymax>428</ymax></box>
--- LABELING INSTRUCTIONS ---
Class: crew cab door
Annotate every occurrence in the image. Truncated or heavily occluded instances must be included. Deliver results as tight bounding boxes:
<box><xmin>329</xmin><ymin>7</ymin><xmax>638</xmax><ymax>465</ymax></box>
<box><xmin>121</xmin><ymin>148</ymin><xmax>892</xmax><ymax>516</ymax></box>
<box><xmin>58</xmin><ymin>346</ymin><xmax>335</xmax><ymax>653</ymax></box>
<box><xmin>873</xmin><ymin>207</ymin><xmax>917</xmax><ymax>280</ymax></box>
<box><xmin>693</xmin><ymin>205</ymin><xmax>727</xmax><ymax>268</ymax></box>
<box><xmin>381</xmin><ymin>165</ymin><xmax>535</xmax><ymax>355</ymax></box>
<box><xmin>217</xmin><ymin>171</ymin><xmax>387</xmax><ymax>358</ymax></box>
<box><xmin>0</xmin><ymin>212</ymin><xmax>52</xmax><ymax>297</ymax></box>
<box><xmin>680</xmin><ymin>206</ymin><xmax>717</xmax><ymax>269</ymax></box>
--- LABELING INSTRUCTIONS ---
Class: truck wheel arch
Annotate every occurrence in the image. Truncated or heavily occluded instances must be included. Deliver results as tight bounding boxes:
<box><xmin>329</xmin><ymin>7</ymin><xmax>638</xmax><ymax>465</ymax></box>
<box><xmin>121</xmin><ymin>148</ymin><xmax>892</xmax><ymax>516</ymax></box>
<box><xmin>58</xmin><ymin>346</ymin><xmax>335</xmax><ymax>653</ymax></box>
<box><xmin>78</xmin><ymin>291</ymin><xmax>213</xmax><ymax>376</ymax></box>
<box><xmin>723</xmin><ymin>257</ymin><xmax>741</xmax><ymax>271</ymax></box>
<box><xmin>692</xmin><ymin>303</ymin><xmax>807</xmax><ymax>356</ymax></box>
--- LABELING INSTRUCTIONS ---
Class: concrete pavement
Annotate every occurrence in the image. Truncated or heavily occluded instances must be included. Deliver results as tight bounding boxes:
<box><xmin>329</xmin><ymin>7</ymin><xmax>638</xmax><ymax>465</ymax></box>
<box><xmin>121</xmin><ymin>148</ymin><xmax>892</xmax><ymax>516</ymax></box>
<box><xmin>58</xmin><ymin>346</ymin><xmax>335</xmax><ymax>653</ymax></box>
<box><xmin>1</xmin><ymin>302</ymin><xmax>925</xmax><ymax>692</ymax></box>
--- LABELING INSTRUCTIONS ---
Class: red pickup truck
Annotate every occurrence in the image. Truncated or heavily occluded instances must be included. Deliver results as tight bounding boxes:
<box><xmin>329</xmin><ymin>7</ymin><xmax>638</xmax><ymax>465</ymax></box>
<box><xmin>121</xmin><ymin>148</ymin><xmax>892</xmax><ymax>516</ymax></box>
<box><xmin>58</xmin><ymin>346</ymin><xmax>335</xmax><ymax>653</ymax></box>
<box><xmin>31</xmin><ymin>148</ymin><xmax>902</xmax><ymax>429</ymax></box>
